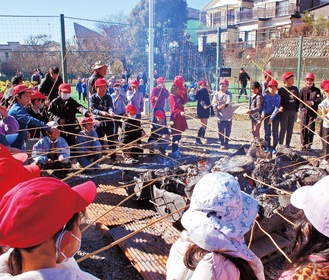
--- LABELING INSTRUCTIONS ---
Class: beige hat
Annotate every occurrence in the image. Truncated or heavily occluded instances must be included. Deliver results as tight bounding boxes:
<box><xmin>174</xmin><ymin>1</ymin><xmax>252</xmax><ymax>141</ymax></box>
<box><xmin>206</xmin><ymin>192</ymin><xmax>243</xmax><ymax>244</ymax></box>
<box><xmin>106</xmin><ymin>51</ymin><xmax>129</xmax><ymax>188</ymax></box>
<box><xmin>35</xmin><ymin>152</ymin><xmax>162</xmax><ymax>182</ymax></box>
<box><xmin>93</xmin><ymin>60</ymin><xmax>108</xmax><ymax>70</ymax></box>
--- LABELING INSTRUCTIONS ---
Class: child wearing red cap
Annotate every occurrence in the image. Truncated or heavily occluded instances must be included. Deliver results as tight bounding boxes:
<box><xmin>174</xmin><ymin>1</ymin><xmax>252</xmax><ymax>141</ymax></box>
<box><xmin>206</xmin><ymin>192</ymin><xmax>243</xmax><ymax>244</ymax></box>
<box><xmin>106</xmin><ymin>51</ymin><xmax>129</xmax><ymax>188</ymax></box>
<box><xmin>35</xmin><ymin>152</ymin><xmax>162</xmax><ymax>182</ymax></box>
<box><xmin>298</xmin><ymin>73</ymin><xmax>322</xmax><ymax>151</ymax></box>
<box><xmin>9</xmin><ymin>85</ymin><xmax>50</xmax><ymax>150</ymax></box>
<box><xmin>148</xmin><ymin>110</ymin><xmax>170</xmax><ymax>155</ymax></box>
<box><xmin>126</xmin><ymin>79</ymin><xmax>144</xmax><ymax>120</ymax></box>
<box><xmin>278</xmin><ymin>72</ymin><xmax>299</xmax><ymax>149</ymax></box>
<box><xmin>120</xmin><ymin>105</ymin><xmax>145</xmax><ymax>164</ymax></box>
<box><xmin>263</xmin><ymin>70</ymin><xmax>273</xmax><ymax>94</ymax></box>
<box><xmin>261</xmin><ymin>79</ymin><xmax>282</xmax><ymax>153</ymax></box>
<box><xmin>0</xmin><ymin>177</ymin><xmax>99</xmax><ymax>279</ymax></box>
<box><xmin>75</xmin><ymin>117</ymin><xmax>102</xmax><ymax>172</ymax></box>
<box><xmin>32</xmin><ymin>121</ymin><xmax>71</xmax><ymax>179</ymax></box>
<box><xmin>169</xmin><ymin>76</ymin><xmax>188</xmax><ymax>158</ymax></box>
<box><xmin>48</xmin><ymin>83</ymin><xmax>90</xmax><ymax>148</ymax></box>
<box><xmin>90</xmin><ymin>78</ymin><xmax>116</xmax><ymax>162</ymax></box>
<box><xmin>150</xmin><ymin>77</ymin><xmax>169</xmax><ymax>124</ymax></box>
<box><xmin>212</xmin><ymin>79</ymin><xmax>234</xmax><ymax>149</ymax></box>
<box><xmin>26</xmin><ymin>90</ymin><xmax>48</xmax><ymax>139</ymax></box>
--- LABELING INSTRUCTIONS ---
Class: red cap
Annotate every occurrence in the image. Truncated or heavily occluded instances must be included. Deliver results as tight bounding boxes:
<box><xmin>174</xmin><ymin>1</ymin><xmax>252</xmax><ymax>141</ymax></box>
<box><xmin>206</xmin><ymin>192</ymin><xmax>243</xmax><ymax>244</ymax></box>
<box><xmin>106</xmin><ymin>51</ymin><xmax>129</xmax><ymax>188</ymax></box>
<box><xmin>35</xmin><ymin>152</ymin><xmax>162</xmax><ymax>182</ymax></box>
<box><xmin>198</xmin><ymin>80</ymin><xmax>207</xmax><ymax>86</ymax></box>
<box><xmin>156</xmin><ymin>77</ymin><xmax>165</xmax><ymax>84</ymax></box>
<box><xmin>58</xmin><ymin>83</ymin><xmax>71</xmax><ymax>93</ymax></box>
<box><xmin>30</xmin><ymin>91</ymin><xmax>46</xmax><ymax>100</ymax></box>
<box><xmin>173</xmin><ymin>76</ymin><xmax>185</xmax><ymax>90</ymax></box>
<box><xmin>126</xmin><ymin>104</ymin><xmax>137</xmax><ymax>114</ymax></box>
<box><xmin>281</xmin><ymin>72</ymin><xmax>294</xmax><ymax>82</ymax></box>
<box><xmin>154</xmin><ymin>110</ymin><xmax>165</xmax><ymax>119</ymax></box>
<box><xmin>94</xmin><ymin>78</ymin><xmax>107</xmax><ymax>88</ymax></box>
<box><xmin>219</xmin><ymin>79</ymin><xmax>229</xmax><ymax>86</ymax></box>
<box><xmin>0</xmin><ymin>177</ymin><xmax>97</xmax><ymax>248</ymax></box>
<box><xmin>268</xmin><ymin>79</ymin><xmax>278</xmax><ymax>87</ymax></box>
<box><xmin>80</xmin><ymin>117</ymin><xmax>94</xmax><ymax>125</ymax></box>
<box><xmin>305</xmin><ymin>72</ymin><xmax>315</xmax><ymax>80</ymax></box>
<box><xmin>264</xmin><ymin>70</ymin><xmax>272</xmax><ymax>78</ymax></box>
<box><xmin>320</xmin><ymin>80</ymin><xmax>329</xmax><ymax>90</ymax></box>
<box><xmin>14</xmin><ymin>85</ymin><xmax>31</xmax><ymax>96</ymax></box>
<box><xmin>130</xmin><ymin>79</ymin><xmax>139</xmax><ymax>87</ymax></box>
<box><xmin>324</xmin><ymin>83</ymin><xmax>329</xmax><ymax>91</ymax></box>
<box><xmin>0</xmin><ymin>143</ymin><xmax>28</xmax><ymax>163</ymax></box>
<box><xmin>0</xmin><ymin>158</ymin><xmax>40</xmax><ymax>200</ymax></box>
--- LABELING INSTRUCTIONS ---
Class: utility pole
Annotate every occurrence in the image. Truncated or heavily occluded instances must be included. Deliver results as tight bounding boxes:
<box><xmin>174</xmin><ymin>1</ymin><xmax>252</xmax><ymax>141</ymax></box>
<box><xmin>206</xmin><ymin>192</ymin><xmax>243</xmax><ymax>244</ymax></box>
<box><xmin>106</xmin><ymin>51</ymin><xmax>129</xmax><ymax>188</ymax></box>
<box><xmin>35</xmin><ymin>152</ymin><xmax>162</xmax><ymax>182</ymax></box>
<box><xmin>148</xmin><ymin>0</ymin><xmax>154</xmax><ymax>117</ymax></box>
<box><xmin>216</xmin><ymin>27</ymin><xmax>221</xmax><ymax>87</ymax></box>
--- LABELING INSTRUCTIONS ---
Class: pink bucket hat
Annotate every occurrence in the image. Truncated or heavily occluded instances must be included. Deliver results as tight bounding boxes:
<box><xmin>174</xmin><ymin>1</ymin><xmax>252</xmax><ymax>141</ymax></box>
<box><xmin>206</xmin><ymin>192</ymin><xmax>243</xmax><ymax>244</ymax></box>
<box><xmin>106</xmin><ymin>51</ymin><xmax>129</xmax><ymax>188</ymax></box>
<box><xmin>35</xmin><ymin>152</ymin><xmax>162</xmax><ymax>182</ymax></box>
<box><xmin>181</xmin><ymin>172</ymin><xmax>259</xmax><ymax>260</ymax></box>
<box><xmin>291</xmin><ymin>175</ymin><xmax>329</xmax><ymax>237</ymax></box>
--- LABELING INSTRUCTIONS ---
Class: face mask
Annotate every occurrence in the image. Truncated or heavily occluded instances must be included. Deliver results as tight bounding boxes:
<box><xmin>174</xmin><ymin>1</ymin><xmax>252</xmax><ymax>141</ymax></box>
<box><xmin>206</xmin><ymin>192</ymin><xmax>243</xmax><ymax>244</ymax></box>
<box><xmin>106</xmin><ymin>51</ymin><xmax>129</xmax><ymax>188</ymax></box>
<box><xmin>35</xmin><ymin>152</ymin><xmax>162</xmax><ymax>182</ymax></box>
<box><xmin>61</xmin><ymin>93</ymin><xmax>70</xmax><ymax>100</ymax></box>
<box><xmin>39</xmin><ymin>103</ymin><xmax>45</xmax><ymax>109</ymax></box>
<box><xmin>130</xmin><ymin>114</ymin><xmax>136</xmax><ymax>119</ymax></box>
<box><xmin>55</xmin><ymin>232</ymin><xmax>81</xmax><ymax>263</ymax></box>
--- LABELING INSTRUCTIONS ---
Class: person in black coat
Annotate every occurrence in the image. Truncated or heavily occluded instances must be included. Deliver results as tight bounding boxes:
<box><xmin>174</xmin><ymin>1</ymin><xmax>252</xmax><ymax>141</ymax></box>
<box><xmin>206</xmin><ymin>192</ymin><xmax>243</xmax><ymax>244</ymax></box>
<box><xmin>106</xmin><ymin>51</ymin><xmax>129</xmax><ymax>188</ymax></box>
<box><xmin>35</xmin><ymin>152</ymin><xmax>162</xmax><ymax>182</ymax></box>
<box><xmin>120</xmin><ymin>105</ymin><xmax>144</xmax><ymax>163</ymax></box>
<box><xmin>47</xmin><ymin>83</ymin><xmax>90</xmax><ymax>147</ymax></box>
<box><xmin>39</xmin><ymin>66</ymin><xmax>63</xmax><ymax>103</ymax></box>
<box><xmin>194</xmin><ymin>80</ymin><xmax>211</xmax><ymax>144</ymax></box>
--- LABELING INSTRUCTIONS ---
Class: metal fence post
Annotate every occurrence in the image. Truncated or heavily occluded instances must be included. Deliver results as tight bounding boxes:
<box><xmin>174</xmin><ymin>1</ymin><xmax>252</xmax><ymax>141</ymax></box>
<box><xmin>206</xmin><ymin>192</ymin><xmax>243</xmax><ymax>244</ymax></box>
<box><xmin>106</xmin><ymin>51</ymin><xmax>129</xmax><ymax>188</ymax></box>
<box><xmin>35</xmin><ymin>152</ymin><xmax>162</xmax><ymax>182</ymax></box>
<box><xmin>296</xmin><ymin>35</ymin><xmax>303</xmax><ymax>89</ymax></box>
<box><xmin>60</xmin><ymin>14</ymin><xmax>67</xmax><ymax>83</ymax></box>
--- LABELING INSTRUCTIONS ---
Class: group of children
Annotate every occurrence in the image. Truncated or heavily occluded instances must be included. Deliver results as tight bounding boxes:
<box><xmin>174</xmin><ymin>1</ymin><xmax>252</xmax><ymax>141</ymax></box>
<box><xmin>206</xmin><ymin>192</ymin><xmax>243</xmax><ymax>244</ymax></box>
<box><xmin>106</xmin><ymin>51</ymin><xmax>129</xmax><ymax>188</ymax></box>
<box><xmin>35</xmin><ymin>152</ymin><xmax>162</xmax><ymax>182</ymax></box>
<box><xmin>241</xmin><ymin>70</ymin><xmax>329</xmax><ymax>157</ymax></box>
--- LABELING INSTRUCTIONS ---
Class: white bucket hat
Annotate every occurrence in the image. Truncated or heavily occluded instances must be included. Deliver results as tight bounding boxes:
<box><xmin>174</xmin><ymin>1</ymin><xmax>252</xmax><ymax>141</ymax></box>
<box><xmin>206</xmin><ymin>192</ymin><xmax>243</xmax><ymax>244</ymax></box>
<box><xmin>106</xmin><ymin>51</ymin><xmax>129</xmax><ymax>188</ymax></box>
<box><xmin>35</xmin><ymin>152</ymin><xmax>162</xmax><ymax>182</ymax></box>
<box><xmin>181</xmin><ymin>172</ymin><xmax>259</xmax><ymax>261</ymax></box>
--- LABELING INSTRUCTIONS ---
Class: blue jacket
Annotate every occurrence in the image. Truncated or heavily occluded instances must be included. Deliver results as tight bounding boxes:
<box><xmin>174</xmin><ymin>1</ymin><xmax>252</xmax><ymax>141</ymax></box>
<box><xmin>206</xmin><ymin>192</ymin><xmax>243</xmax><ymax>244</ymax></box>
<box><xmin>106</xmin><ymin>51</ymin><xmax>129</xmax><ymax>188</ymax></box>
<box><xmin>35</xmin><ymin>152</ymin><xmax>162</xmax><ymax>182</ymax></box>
<box><xmin>262</xmin><ymin>94</ymin><xmax>281</xmax><ymax>121</ymax></box>
<box><xmin>126</xmin><ymin>90</ymin><xmax>144</xmax><ymax>114</ymax></box>
<box><xmin>32</xmin><ymin>136</ymin><xmax>70</xmax><ymax>164</ymax></box>
<box><xmin>111</xmin><ymin>88</ymin><xmax>126</xmax><ymax>115</ymax></box>
<box><xmin>9</xmin><ymin>102</ymin><xmax>50</xmax><ymax>149</ymax></box>
<box><xmin>75</xmin><ymin>130</ymin><xmax>102</xmax><ymax>153</ymax></box>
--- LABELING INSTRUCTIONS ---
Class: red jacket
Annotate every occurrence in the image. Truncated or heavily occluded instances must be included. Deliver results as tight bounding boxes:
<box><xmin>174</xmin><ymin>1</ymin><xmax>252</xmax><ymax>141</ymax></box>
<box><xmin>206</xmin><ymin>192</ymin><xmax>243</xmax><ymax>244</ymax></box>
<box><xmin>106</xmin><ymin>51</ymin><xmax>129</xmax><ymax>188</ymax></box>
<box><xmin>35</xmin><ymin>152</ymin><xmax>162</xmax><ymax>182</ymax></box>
<box><xmin>169</xmin><ymin>89</ymin><xmax>188</xmax><ymax>134</ymax></box>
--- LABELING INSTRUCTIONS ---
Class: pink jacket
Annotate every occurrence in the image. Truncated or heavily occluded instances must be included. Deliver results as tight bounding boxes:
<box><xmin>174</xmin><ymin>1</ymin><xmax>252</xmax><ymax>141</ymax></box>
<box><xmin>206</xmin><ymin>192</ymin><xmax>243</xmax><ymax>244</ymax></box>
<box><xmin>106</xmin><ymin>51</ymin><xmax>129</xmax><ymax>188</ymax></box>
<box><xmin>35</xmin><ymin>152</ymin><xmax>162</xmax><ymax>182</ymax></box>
<box><xmin>167</xmin><ymin>232</ymin><xmax>243</xmax><ymax>280</ymax></box>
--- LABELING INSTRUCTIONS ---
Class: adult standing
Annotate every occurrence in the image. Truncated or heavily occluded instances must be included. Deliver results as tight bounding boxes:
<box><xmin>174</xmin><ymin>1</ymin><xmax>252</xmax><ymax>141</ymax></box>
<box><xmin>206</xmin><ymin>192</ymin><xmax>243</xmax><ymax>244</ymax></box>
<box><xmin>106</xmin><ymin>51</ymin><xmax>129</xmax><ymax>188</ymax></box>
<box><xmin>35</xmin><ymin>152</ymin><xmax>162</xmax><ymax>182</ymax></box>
<box><xmin>169</xmin><ymin>75</ymin><xmax>188</xmax><ymax>158</ymax></box>
<box><xmin>150</xmin><ymin>77</ymin><xmax>169</xmax><ymax>122</ymax></box>
<box><xmin>90</xmin><ymin>78</ymin><xmax>116</xmax><ymax>162</ymax></box>
<box><xmin>39</xmin><ymin>66</ymin><xmax>63</xmax><ymax>103</ymax></box>
<box><xmin>238</xmin><ymin>68</ymin><xmax>251</xmax><ymax>101</ymax></box>
<box><xmin>298</xmin><ymin>72</ymin><xmax>321</xmax><ymax>151</ymax></box>
<box><xmin>278</xmin><ymin>72</ymin><xmax>299</xmax><ymax>148</ymax></box>
<box><xmin>194</xmin><ymin>80</ymin><xmax>211</xmax><ymax>145</ymax></box>
<box><xmin>88</xmin><ymin>60</ymin><xmax>108</xmax><ymax>97</ymax></box>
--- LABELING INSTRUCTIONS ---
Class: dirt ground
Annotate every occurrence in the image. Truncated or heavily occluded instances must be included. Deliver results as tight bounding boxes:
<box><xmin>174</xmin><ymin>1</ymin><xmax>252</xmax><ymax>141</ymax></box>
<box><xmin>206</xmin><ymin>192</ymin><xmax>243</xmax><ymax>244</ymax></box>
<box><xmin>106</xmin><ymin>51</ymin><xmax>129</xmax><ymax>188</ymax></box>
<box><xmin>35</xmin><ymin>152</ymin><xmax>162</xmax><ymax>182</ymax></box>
<box><xmin>70</xmin><ymin>103</ymin><xmax>323</xmax><ymax>279</ymax></box>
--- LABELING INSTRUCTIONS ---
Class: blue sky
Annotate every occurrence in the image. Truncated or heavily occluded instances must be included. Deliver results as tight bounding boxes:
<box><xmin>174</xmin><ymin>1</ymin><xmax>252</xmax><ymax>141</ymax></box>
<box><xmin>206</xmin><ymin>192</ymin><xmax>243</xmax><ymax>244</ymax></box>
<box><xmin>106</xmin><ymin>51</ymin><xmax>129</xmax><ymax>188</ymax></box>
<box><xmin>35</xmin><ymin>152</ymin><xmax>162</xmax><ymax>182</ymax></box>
<box><xmin>0</xmin><ymin>0</ymin><xmax>209</xmax><ymax>19</ymax></box>
<box><xmin>0</xmin><ymin>0</ymin><xmax>209</xmax><ymax>44</ymax></box>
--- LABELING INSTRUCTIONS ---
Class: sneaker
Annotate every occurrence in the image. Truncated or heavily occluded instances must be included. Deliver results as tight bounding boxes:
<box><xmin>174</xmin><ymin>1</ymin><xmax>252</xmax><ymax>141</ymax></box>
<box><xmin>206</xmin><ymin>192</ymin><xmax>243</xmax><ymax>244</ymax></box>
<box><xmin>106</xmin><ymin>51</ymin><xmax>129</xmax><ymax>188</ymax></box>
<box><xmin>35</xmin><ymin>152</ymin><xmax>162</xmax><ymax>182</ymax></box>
<box><xmin>265</xmin><ymin>148</ymin><xmax>271</xmax><ymax>153</ymax></box>
<box><xmin>220</xmin><ymin>145</ymin><xmax>227</xmax><ymax>150</ymax></box>
<box><xmin>171</xmin><ymin>151</ymin><xmax>181</xmax><ymax>158</ymax></box>
<box><xmin>123</xmin><ymin>157</ymin><xmax>139</xmax><ymax>164</ymax></box>
<box><xmin>272</xmin><ymin>149</ymin><xmax>277</xmax><ymax>154</ymax></box>
<box><xmin>195</xmin><ymin>138</ymin><xmax>203</xmax><ymax>145</ymax></box>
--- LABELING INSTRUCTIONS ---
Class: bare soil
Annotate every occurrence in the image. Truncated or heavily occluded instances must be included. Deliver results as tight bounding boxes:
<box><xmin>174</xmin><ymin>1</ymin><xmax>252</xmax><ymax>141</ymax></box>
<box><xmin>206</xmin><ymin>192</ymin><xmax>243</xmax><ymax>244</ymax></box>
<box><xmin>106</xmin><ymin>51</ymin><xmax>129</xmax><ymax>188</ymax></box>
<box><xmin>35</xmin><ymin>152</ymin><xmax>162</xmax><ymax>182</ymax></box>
<box><xmin>70</xmin><ymin>103</ymin><xmax>322</xmax><ymax>279</ymax></box>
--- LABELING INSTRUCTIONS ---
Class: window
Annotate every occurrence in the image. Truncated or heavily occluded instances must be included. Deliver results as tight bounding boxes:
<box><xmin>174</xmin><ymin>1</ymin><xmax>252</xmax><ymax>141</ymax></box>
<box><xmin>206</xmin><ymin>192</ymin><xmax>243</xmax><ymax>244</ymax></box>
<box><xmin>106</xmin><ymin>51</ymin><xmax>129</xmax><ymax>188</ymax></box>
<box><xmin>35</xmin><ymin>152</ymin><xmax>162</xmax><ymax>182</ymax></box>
<box><xmin>277</xmin><ymin>0</ymin><xmax>289</xmax><ymax>16</ymax></box>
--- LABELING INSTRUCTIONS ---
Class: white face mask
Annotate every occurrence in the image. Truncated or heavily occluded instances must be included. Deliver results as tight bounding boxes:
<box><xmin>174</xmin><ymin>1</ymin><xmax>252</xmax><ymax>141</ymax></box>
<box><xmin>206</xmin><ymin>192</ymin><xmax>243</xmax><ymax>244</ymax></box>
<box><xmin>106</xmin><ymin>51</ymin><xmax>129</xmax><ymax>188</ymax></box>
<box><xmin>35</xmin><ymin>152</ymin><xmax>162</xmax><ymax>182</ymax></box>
<box><xmin>55</xmin><ymin>232</ymin><xmax>81</xmax><ymax>263</ymax></box>
<box><xmin>61</xmin><ymin>93</ymin><xmax>70</xmax><ymax>100</ymax></box>
<box><xmin>39</xmin><ymin>102</ymin><xmax>45</xmax><ymax>109</ymax></box>
<box><xmin>130</xmin><ymin>114</ymin><xmax>136</xmax><ymax>119</ymax></box>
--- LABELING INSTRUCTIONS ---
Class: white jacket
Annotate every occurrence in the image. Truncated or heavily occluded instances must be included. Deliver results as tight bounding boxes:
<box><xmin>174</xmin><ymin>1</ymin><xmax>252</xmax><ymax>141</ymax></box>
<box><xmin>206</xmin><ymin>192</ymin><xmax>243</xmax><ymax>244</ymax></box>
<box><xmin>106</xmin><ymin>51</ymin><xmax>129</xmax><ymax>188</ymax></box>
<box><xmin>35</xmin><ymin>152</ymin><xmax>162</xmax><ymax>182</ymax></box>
<box><xmin>0</xmin><ymin>252</ymin><xmax>99</xmax><ymax>280</ymax></box>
